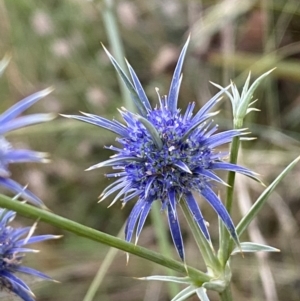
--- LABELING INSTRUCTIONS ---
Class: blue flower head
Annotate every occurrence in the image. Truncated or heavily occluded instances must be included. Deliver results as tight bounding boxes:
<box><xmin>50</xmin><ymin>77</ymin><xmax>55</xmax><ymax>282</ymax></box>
<box><xmin>0</xmin><ymin>208</ymin><xmax>59</xmax><ymax>301</ymax></box>
<box><xmin>0</xmin><ymin>89</ymin><xmax>54</xmax><ymax>207</ymax></box>
<box><xmin>64</xmin><ymin>37</ymin><xmax>255</xmax><ymax>260</ymax></box>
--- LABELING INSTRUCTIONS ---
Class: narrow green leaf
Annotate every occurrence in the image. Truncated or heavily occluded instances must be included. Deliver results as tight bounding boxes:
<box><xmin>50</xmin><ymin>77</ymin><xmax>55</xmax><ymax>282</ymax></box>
<box><xmin>236</xmin><ymin>69</ymin><xmax>275</xmax><ymax>118</ymax></box>
<box><xmin>171</xmin><ymin>286</ymin><xmax>196</xmax><ymax>301</ymax></box>
<box><xmin>196</xmin><ymin>287</ymin><xmax>211</xmax><ymax>301</ymax></box>
<box><xmin>138</xmin><ymin>275</ymin><xmax>190</xmax><ymax>284</ymax></box>
<box><xmin>237</xmin><ymin>156</ymin><xmax>300</xmax><ymax>237</ymax></box>
<box><xmin>240</xmin><ymin>72</ymin><xmax>251</xmax><ymax>99</ymax></box>
<box><xmin>231</xmin><ymin>242</ymin><xmax>280</xmax><ymax>255</ymax></box>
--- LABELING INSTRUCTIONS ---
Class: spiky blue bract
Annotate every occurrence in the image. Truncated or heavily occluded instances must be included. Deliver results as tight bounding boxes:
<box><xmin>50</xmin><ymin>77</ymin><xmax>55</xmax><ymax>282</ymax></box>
<box><xmin>63</xmin><ymin>38</ymin><xmax>256</xmax><ymax>260</ymax></box>
<box><xmin>0</xmin><ymin>208</ymin><xmax>59</xmax><ymax>301</ymax></box>
<box><xmin>0</xmin><ymin>89</ymin><xmax>54</xmax><ymax>207</ymax></box>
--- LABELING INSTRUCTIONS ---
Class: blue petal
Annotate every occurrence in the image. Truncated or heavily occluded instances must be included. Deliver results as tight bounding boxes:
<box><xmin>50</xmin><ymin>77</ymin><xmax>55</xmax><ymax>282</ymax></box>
<box><xmin>0</xmin><ymin>166</ymin><xmax>10</xmax><ymax>178</ymax></box>
<box><xmin>8</xmin><ymin>247</ymin><xmax>38</xmax><ymax>253</ymax></box>
<box><xmin>82</xmin><ymin>113</ymin><xmax>128</xmax><ymax>136</ymax></box>
<box><xmin>167</xmin><ymin>204</ymin><xmax>184</xmax><ymax>260</ymax></box>
<box><xmin>210</xmin><ymin>162</ymin><xmax>257</xmax><ymax>178</ymax></box>
<box><xmin>17</xmin><ymin>234</ymin><xmax>59</xmax><ymax>246</ymax></box>
<box><xmin>167</xmin><ymin>188</ymin><xmax>177</xmax><ymax>217</ymax></box>
<box><xmin>2</xmin><ymin>276</ymin><xmax>35</xmax><ymax>301</ymax></box>
<box><xmin>0</xmin><ymin>210</ymin><xmax>16</xmax><ymax>224</ymax></box>
<box><xmin>203</xmin><ymin>124</ymin><xmax>219</xmax><ymax>138</ymax></box>
<box><xmin>191</xmin><ymin>85</ymin><xmax>230</xmax><ymax>124</ymax></box>
<box><xmin>102</xmin><ymin>45</ymin><xmax>149</xmax><ymax>117</ymax></box>
<box><xmin>204</xmin><ymin>130</ymin><xmax>243</xmax><ymax>148</ymax></box>
<box><xmin>105</xmin><ymin>172</ymin><xmax>127</xmax><ymax>178</ymax></box>
<box><xmin>136</xmin><ymin>198</ymin><xmax>154</xmax><ymax>238</ymax></box>
<box><xmin>193</xmin><ymin>168</ymin><xmax>227</xmax><ymax>185</ymax></box>
<box><xmin>99</xmin><ymin>180</ymin><xmax>127</xmax><ymax>201</ymax></box>
<box><xmin>104</xmin><ymin>145</ymin><xmax>124</xmax><ymax>153</ymax></box>
<box><xmin>87</xmin><ymin>156</ymin><xmax>143</xmax><ymax>170</ymax></box>
<box><xmin>16</xmin><ymin>266</ymin><xmax>52</xmax><ymax>281</ymax></box>
<box><xmin>201</xmin><ymin>187</ymin><xmax>239</xmax><ymax>244</ymax></box>
<box><xmin>61</xmin><ymin>114</ymin><xmax>128</xmax><ymax>137</ymax></box>
<box><xmin>184</xmin><ymin>192</ymin><xmax>210</xmax><ymax>240</ymax></box>
<box><xmin>0</xmin><ymin>114</ymin><xmax>54</xmax><ymax>135</ymax></box>
<box><xmin>1</xmin><ymin>270</ymin><xmax>30</xmax><ymax>291</ymax></box>
<box><xmin>119</xmin><ymin>110</ymin><xmax>137</xmax><ymax>128</ymax></box>
<box><xmin>0</xmin><ymin>88</ymin><xmax>52</xmax><ymax>124</ymax></box>
<box><xmin>182</xmin><ymin>111</ymin><xmax>219</xmax><ymax>141</ymax></box>
<box><xmin>122</xmin><ymin>189</ymin><xmax>142</xmax><ymax>203</ymax></box>
<box><xmin>108</xmin><ymin>184</ymin><xmax>131</xmax><ymax>207</ymax></box>
<box><xmin>174</xmin><ymin>160</ymin><xmax>192</xmax><ymax>174</ymax></box>
<box><xmin>182</xmin><ymin>102</ymin><xmax>195</xmax><ymax>122</ymax></box>
<box><xmin>126</xmin><ymin>60</ymin><xmax>152</xmax><ymax>112</ymax></box>
<box><xmin>156</xmin><ymin>91</ymin><xmax>167</xmax><ymax>110</ymax></box>
<box><xmin>100</xmin><ymin>178</ymin><xmax>124</xmax><ymax>195</ymax></box>
<box><xmin>168</xmin><ymin>36</ymin><xmax>190</xmax><ymax>113</ymax></box>
<box><xmin>144</xmin><ymin>176</ymin><xmax>155</xmax><ymax>199</ymax></box>
<box><xmin>125</xmin><ymin>199</ymin><xmax>144</xmax><ymax>242</ymax></box>
<box><xmin>0</xmin><ymin>178</ymin><xmax>44</xmax><ymax>207</ymax></box>
<box><xmin>10</xmin><ymin>227</ymin><xmax>31</xmax><ymax>241</ymax></box>
<box><xmin>5</xmin><ymin>150</ymin><xmax>47</xmax><ymax>164</ymax></box>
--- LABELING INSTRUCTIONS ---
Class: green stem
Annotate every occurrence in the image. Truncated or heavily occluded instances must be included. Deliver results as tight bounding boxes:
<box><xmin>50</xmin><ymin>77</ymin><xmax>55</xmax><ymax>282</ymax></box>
<box><xmin>219</xmin><ymin>285</ymin><xmax>233</xmax><ymax>301</ymax></box>
<box><xmin>180</xmin><ymin>200</ymin><xmax>221</xmax><ymax>273</ymax></box>
<box><xmin>219</xmin><ymin>135</ymin><xmax>240</xmax><ymax>265</ymax></box>
<box><xmin>151</xmin><ymin>202</ymin><xmax>180</xmax><ymax>296</ymax></box>
<box><xmin>225</xmin><ymin>136</ymin><xmax>241</xmax><ymax>214</ymax></box>
<box><xmin>101</xmin><ymin>0</ymin><xmax>134</xmax><ymax>111</ymax></box>
<box><xmin>0</xmin><ymin>194</ymin><xmax>210</xmax><ymax>283</ymax></box>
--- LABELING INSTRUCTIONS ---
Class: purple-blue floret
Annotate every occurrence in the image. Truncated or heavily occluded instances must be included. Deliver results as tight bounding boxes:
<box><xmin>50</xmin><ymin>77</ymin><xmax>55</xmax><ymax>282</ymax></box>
<box><xmin>0</xmin><ymin>89</ymin><xmax>53</xmax><ymax>207</ymax></box>
<box><xmin>0</xmin><ymin>208</ymin><xmax>58</xmax><ymax>301</ymax></box>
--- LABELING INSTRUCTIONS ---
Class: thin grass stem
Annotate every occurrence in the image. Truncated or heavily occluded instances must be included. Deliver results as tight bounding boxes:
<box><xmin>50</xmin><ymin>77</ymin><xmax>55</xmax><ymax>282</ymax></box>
<box><xmin>0</xmin><ymin>194</ymin><xmax>211</xmax><ymax>284</ymax></box>
<box><xmin>82</xmin><ymin>223</ymin><xmax>126</xmax><ymax>301</ymax></box>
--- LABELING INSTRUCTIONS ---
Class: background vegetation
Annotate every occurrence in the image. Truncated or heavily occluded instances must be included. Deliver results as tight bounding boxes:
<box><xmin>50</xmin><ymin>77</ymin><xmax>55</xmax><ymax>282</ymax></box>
<box><xmin>0</xmin><ymin>0</ymin><xmax>300</xmax><ymax>300</ymax></box>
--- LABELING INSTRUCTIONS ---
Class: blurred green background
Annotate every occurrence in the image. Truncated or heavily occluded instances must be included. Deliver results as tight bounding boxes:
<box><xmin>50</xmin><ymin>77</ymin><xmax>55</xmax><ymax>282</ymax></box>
<box><xmin>1</xmin><ymin>0</ymin><xmax>300</xmax><ymax>300</ymax></box>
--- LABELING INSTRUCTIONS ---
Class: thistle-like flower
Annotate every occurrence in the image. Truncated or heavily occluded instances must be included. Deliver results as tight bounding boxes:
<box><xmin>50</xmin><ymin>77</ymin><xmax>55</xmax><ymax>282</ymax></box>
<box><xmin>63</xmin><ymin>38</ymin><xmax>255</xmax><ymax>260</ymax></box>
<box><xmin>0</xmin><ymin>89</ymin><xmax>54</xmax><ymax>207</ymax></box>
<box><xmin>0</xmin><ymin>208</ymin><xmax>59</xmax><ymax>301</ymax></box>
